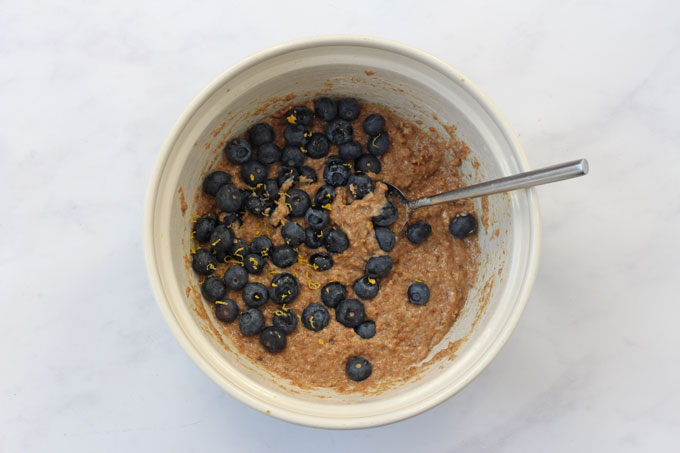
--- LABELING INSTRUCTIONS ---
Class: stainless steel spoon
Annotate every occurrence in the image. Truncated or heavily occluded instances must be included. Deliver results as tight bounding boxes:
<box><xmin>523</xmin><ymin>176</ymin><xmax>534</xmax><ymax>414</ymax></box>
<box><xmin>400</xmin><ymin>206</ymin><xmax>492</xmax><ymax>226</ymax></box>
<box><xmin>383</xmin><ymin>158</ymin><xmax>589</xmax><ymax>233</ymax></box>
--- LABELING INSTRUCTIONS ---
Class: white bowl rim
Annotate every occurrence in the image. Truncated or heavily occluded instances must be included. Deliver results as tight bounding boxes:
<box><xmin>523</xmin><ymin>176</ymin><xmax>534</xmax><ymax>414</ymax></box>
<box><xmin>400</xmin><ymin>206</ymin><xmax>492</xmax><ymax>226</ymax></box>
<box><xmin>144</xmin><ymin>34</ymin><xmax>541</xmax><ymax>429</ymax></box>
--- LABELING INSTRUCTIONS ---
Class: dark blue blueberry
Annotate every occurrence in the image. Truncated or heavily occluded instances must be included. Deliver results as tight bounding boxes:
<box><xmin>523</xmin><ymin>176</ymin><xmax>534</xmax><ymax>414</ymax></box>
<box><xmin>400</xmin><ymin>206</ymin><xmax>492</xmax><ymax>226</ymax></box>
<box><xmin>193</xmin><ymin>216</ymin><xmax>218</xmax><ymax>243</ymax></box>
<box><xmin>305</xmin><ymin>207</ymin><xmax>330</xmax><ymax>231</ymax></box>
<box><xmin>306</xmin><ymin>133</ymin><xmax>330</xmax><ymax>159</ymax></box>
<box><xmin>305</xmin><ymin>227</ymin><xmax>326</xmax><ymax>249</ymax></box>
<box><xmin>271</xmin><ymin>245</ymin><xmax>298</xmax><ymax>268</ymax></box>
<box><xmin>365</xmin><ymin>255</ymin><xmax>393</xmax><ymax>279</ymax></box>
<box><xmin>367</xmin><ymin>132</ymin><xmax>390</xmax><ymax>156</ymax></box>
<box><xmin>348</xmin><ymin>173</ymin><xmax>374</xmax><ymax>199</ymax></box>
<box><xmin>277</xmin><ymin>166</ymin><xmax>300</xmax><ymax>187</ymax></box>
<box><xmin>216</xmin><ymin>184</ymin><xmax>244</xmax><ymax>213</ymax></box>
<box><xmin>285</xmin><ymin>106</ymin><xmax>314</xmax><ymax>126</ymax></box>
<box><xmin>338</xmin><ymin>141</ymin><xmax>362</xmax><ymax>161</ymax></box>
<box><xmin>272</xmin><ymin>307</ymin><xmax>298</xmax><ymax>334</ymax></box>
<box><xmin>326</xmin><ymin>119</ymin><xmax>354</xmax><ymax>145</ymax></box>
<box><xmin>314</xmin><ymin>97</ymin><xmax>337</xmax><ymax>122</ymax></box>
<box><xmin>355</xmin><ymin>154</ymin><xmax>381</xmax><ymax>174</ymax></box>
<box><xmin>281</xmin><ymin>221</ymin><xmax>306</xmax><ymax>247</ymax></box>
<box><xmin>224</xmin><ymin>138</ymin><xmax>253</xmax><ymax>164</ymax></box>
<box><xmin>371</xmin><ymin>201</ymin><xmax>398</xmax><ymax>227</ymax></box>
<box><xmin>221</xmin><ymin>213</ymin><xmax>243</xmax><ymax>230</ymax></box>
<box><xmin>407</xmin><ymin>282</ymin><xmax>430</xmax><ymax>306</ymax></box>
<box><xmin>284</xmin><ymin>124</ymin><xmax>311</xmax><ymax>146</ymax></box>
<box><xmin>223</xmin><ymin>264</ymin><xmax>248</xmax><ymax>290</ymax></box>
<box><xmin>269</xmin><ymin>272</ymin><xmax>300</xmax><ymax>305</ymax></box>
<box><xmin>310</xmin><ymin>252</ymin><xmax>333</xmax><ymax>271</ymax></box>
<box><xmin>353</xmin><ymin>276</ymin><xmax>379</xmax><ymax>299</ymax></box>
<box><xmin>256</xmin><ymin>142</ymin><xmax>281</xmax><ymax>165</ymax></box>
<box><xmin>313</xmin><ymin>184</ymin><xmax>336</xmax><ymax>207</ymax></box>
<box><xmin>203</xmin><ymin>171</ymin><xmax>232</xmax><ymax>196</ymax></box>
<box><xmin>244</xmin><ymin>193</ymin><xmax>268</xmax><ymax>216</ymax></box>
<box><xmin>215</xmin><ymin>299</ymin><xmax>239</xmax><ymax>323</ymax></box>
<box><xmin>362</xmin><ymin>114</ymin><xmax>385</xmax><ymax>136</ymax></box>
<box><xmin>241</xmin><ymin>160</ymin><xmax>267</xmax><ymax>187</ymax></box>
<box><xmin>323</xmin><ymin>157</ymin><xmax>351</xmax><ymax>186</ymax></box>
<box><xmin>449</xmin><ymin>214</ymin><xmax>477</xmax><ymax>239</ymax></box>
<box><xmin>285</xmin><ymin>189</ymin><xmax>311</xmax><ymax>217</ymax></box>
<box><xmin>191</xmin><ymin>249</ymin><xmax>217</xmax><ymax>276</ymax></box>
<box><xmin>260</xmin><ymin>326</ymin><xmax>287</xmax><ymax>353</ymax></box>
<box><xmin>301</xmin><ymin>303</ymin><xmax>330</xmax><ymax>332</ymax></box>
<box><xmin>238</xmin><ymin>308</ymin><xmax>265</xmax><ymax>336</ymax></box>
<box><xmin>346</xmin><ymin>356</ymin><xmax>372</xmax><ymax>381</ymax></box>
<box><xmin>337</xmin><ymin>98</ymin><xmax>360</xmax><ymax>121</ymax></box>
<box><xmin>229</xmin><ymin>238</ymin><xmax>250</xmax><ymax>261</ymax></box>
<box><xmin>281</xmin><ymin>145</ymin><xmax>306</xmax><ymax>168</ymax></box>
<box><xmin>324</xmin><ymin>226</ymin><xmax>349</xmax><ymax>253</ymax></box>
<box><xmin>248</xmin><ymin>122</ymin><xmax>274</xmax><ymax>146</ymax></box>
<box><xmin>374</xmin><ymin>227</ymin><xmax>396</xmax><ymax>252</ymax></box>
<box><xmin>263</xmin><ymin>178</ymin><xmax>279</xmax><ymax>200</ymax></box>
<box><xmin>406</xmin><ymin>221</ymin><xmax>432</xmax><ymax>244</ymax></box>
<box><xmin>298</xmin><ymin>165</ymin><xmax>318</xmax><ymax>184</ymax></box>
<box><xmin>201</xmin><ymin>276</ymin><xmax>226</xmax><ymax>302</ymax></box>
<box><xmin>250</xmin><ymin>236</ymin><xmax>273</xmax><ymax>257</ymax></box>
<box><xmin>243</xmin><ymin>253</ymin><xmax>265</xmax><ymax>274</ymax></box>
<box><xmin>321</xmin><ymin>282</ymin><xmax>347</xmax><ymax>308</ymax></box>
<box><xmin>335</xmin><ymin>298</ymin><xmax>365</xmax><ymax>328</ymax></box>
<box><xmin>354</xmin><ymin>320</ymin><xmax>376</xmax><ymax>339</ymax></box>
<box><xmin>242</xmin><ymin>282</ymin><xmax>268</xmax><ymax>308</ymax></box>
<box><xmin>209</xmin><ymin>224</ymin><xmax>234</xmax><ymax>260</ymax></box>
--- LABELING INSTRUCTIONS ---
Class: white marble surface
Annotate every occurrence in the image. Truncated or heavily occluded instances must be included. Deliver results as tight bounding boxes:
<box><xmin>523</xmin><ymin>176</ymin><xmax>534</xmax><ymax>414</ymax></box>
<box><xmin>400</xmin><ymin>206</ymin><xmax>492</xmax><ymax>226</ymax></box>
<box><xmin>1</xmin><ymin>1</ymin><xmax>679</xmax><ymax>451</ymax></box>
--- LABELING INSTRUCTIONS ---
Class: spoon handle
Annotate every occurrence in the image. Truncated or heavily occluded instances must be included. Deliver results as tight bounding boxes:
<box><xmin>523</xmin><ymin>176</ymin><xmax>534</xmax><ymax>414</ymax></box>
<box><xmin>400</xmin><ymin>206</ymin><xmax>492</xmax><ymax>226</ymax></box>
<box><xmin>410</xmin><ymin>159</ymin><xmax>589</xmax><ymax>209</ymax></box>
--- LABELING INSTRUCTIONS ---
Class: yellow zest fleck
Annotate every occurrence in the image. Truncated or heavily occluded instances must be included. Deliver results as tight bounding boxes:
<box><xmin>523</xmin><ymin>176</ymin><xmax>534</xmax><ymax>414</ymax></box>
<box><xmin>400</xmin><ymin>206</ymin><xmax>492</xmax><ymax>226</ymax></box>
<box><xmin>211</xmin><ymin>238</ymin><xmax>221</xmax><ymax>246</ymax></box>
<box><xmin>300</xmin><ymin>146</ymin><xmax>307</xmax><ymax>153</ymax></box>
<box><xmin>268</xmin><ymin>269</ymin><xmax>282</xmax><ymax>278</ymax></box>
<box><xmin>415</xmin><ymin>278</ymin><xmax>423</xmax><ymax>283</ymax></box>
<box><xmin>371</xmin><ymin>134</ymin><xmax>381</xmax><ymax>147</ymax></box>
<box><xmin>305</xmin><ymin>270</ymin><xmax>321</xmax><ymax>290</ymax></box>
<box><xmin>215</xmin><ymin>300</ymin><xmax>230</xmax><ymax>306</ymax></box>
<box><xmin>297</xmin><ymin>255</ymin><xmax>309</xmax><ymax>265</ymax></box>
<box><xmin>310</xmin><ymin>263</ymin><xmax>320</xmax><ymax>271</ymax></box>
<box><xmin>271</xmin><ymin>283</ymin><xmax>277</xmax><ymax>287</ymax></box>
<box><xmin>249</xmin><ymin>174</ymin><xmax>255</xmax><ymax>182</ymax></box>
<box><xmin>309</xmin><ymin>316</ymin><xmax>315</xmax><ymax>329</ymax></box>
<box><xmin>190</xmin><ymin>214</ymin><xmax>200</xmax><ymax>223</ymax></box>
<box><xmin>285</xmin><ymin>202</ymin><xmax>293</xmax><ymax>212</ymax></box>
<box><xmin>282</xmin><ymin>304</ymin><xmax>288</xmax><ymax>311</ymax></box>
<box><xmin>233</xmin><ymin>247</ymin><xmax>245</xmax><ymax>259</ymax></box>
<box><xmin>281</xmin><ymin>293</ymin><xmax>287</xmax><ymax>300</ymax></box>
<box><xmin>207</xmin><ymin>263</ymin><xmax>216</xmax><ymax>271</ymax></box>
<box><xmin>190</xmin><ymin>230</ymin><xmax>196</xmax><ymax>239</ymax></box>
<box><xmin>303</xmin><ymin>131</ymin><xmax>312</xmax><ymax>138</ymax></box>
<box><xmin>190</xmin><ymin>246</ymin><xmax>196</xmax><ymax>254</ymax></box>
<box><xmin>321</xmin><ymin>203</ymin><xmax>332</xmax><ymax>211</ymax></box>
<box><xmin>318</xmin><ymin>339</ymin><xmax>324</xmax><ymax>346</ymax></box>
<box><xmin>280</xmin><ymin>218</ymin><xmax>287</xmax><ymax>226</ymax></box>
<box><xmin>368</xmin><ymin>277</ymin><xmax>376</xmax><ymax>285</ymax></box>
<box><xmin>286</xmin><ymin>113</ymin><xmax>297</xmax><ymax>124</ymax></box>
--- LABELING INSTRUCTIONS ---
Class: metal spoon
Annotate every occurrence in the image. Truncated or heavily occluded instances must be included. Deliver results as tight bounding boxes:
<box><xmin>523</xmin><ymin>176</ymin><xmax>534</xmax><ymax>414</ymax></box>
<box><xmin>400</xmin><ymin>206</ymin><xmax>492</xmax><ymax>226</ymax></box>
<box><xmin>383</xmin><ymin>158</ymin><xmax>589</xmax><ymax>233</ymax></box>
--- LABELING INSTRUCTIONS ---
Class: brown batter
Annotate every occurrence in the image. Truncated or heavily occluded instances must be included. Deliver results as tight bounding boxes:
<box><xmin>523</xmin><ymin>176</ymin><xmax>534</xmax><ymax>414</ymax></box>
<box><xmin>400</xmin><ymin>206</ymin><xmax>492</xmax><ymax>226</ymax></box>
<box><xmin>191</xmin><ymin>102</ymin><xmax>479</xmax><ymax>392</ymax></box>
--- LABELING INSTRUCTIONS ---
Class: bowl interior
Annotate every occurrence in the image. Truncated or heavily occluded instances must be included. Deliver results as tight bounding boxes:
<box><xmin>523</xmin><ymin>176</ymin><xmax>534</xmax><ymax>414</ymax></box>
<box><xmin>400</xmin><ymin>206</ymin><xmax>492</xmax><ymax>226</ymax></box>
<box><xmin>146</xmin><ymin>39</ymin><xmax>538</xmax><ymax>428</ymax></box>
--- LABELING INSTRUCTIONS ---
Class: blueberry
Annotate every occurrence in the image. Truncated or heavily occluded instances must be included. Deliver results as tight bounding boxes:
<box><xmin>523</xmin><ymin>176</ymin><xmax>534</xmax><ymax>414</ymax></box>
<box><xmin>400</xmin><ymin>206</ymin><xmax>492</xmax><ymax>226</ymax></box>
<box><xmin>263</xmin><ymin>178</ymin><xmax>279</xmax><ymax>200</ymax></box>
<box><xmin>310</xmin><ymin>252</ymin><xmax>333</xmax><ymax>271</ymax></box>
<box><xmin>449</xmin><ymin>213</ymin><xmax>477</xmax><ymax>239</ymax></box>
<box><xmin>362</xmin><ymin>114</ymin><xmax>385</xmax><ymax>136</ymax></box>
<box><xmin>260</xmin><ymin>326</ymin><xmax>287</xmax><ymax>353</ymax></box>
<box><xmin>216</xmin><ymin>184</ymin><xmax>244</xmax><ymax>213</ymax></box>
<box><xmin>407</xmin><ymin>282</ymin><xmax>430</xmax><ymax>305</ymax></box>
<box><xmin>224</xmin><ymin>138</ymin><xmax>253</xmax><ymax>164</ymax></box>
<box><xmin>248</xmin><ymin>122</ymin><xmax>274</xmax><ymax>146</ymax></box>
<box><xmin>281</xmin><ymin>221</ymin><xmax>306</xmax><ymax>247</ymax></box>
<box><xmin>277</xmin><ymin>166</ymin><xmax>300</xmax><ymax>187</ymax></box>
<box><xmin>243</xmin><ymin>253</ymin><xmax>265</xmax><ymax>274</ymax></box>
<box><xmin>191</xmin><ymin>249</ymin><xmax>217</xmax><ymax>275</ymax></box>
<box><xmin>367</xmin><ymin>132</ymin><xmax>390</xmax><ymax>156</ymax></box>
<box><xmin>314</xmin><ymin>97</ymin><xmax>337</xmax><ymax>122</ymax></box>
<box><xmin>271</xmin><ymin>245</ymin><xmax>298</xmax><ymax>268</ymax></box>
<box><xmin>223</xmin><ymin>264</ymin><xmax>248</xmax><ymax>290</ymax></box>
<box><xmin>244</xmin><ymin>193</ymin><xmax>268</xmax><ymax>216</ymax></box>
<box><xmin>337</xmin><ymin>98</ymin><xmax>360</xmax><ymax>121</ymax></box>
<box><xmin>242</xmin><ymin>282</ymin><xmax>268</xmax><ymax>308</ymax></box>
<box><xmin>239</xmin><ymin>308</ymin><xmax>265</xmax><ymax>336</ymax></box>
<box><xmin>201</xmin><ymin>276</ymin><xmax>226</xmax><ymax>302</ymax></box>
<box><xmin>281</xmin><ymin>145</ymin><xmax>306</xmax><ymax>168</ymax></box>
<box><xmin>209</xmin><ymin>224</ymin><xmax>234</xmax><ymax>260</ymax></box>
<box><xmin>313</xmin><ymin>184</ymin><xmax>336</xmax><ymax>207</ymax></box>
<box><xmin>230</xmin><ymin>237</ymin><xmax>250</xmax><ymax>261</ymax></box>
<box><xmin>326</xmin><ymin>119</ymin><xmax>354</xmax><ymax>145</ymax></box>
<box><xmin>256</xmin><ymin>142</ymin><xmax>281</xmax><ymax>165</ymax></box>
<box><xmin>338</xmin><ymin>141</ymin><xmax>362</xmax><ymax>161</ymax></box>
<box><xmin>365</xmin><ymin>255</ymin><xmax>393</xmax><ymax>279</ymax></box>
<box><xmin>241</xmin><ymin>160</ymin><xmax>267</xmax><ymax>186</ymax></box>
<box><xmin>285</xmin><ymin>189</ymin><xmax>311</xmax><ymax>218</ymax></box>
<box><xmin>285</xmin><ymin>106</ymin><xmax>314</xmax><ymax>126</ymax></box>
<box><xmin>305</xmin><ymin>227</ymin><xmax>326</xmax><ymax>249</ymax></box>
<box><xmin>306</xmin><ymin>133</ymin><xmax>330</xmax><ymax>159</ymax></box>
<box><xmin>354</xmin><ymin>320</ymin><xmax>376</xmax><ymax>339</ymax></box>
<box><xmin>284</xmin><ymin>124</ymin><xmax>311</xmax><ymax>146</ymax></box>
<box><xmin>301</xmin><ymin>303</ymin><xmax>330</xmax><ymax>332</ymax></box>
<box><xmin>374</xmin><ymin>227</ymin><xmax>396</xmax><ymax>252</ymax></box>
<box><xmin>323</xmin><ymin>157</ymin><xmax>351</xmax><ymax>186</ymax></box>
<box><xmin>298</xmin><ymin>165</ymin><xmax>318</xmax><ymax>184</ymax></box>
<box><xmin>355</xmin><ymin>154</ymin><xmax>382</xmax><ymax>174</ymax></box>
<box><xmin>321</xmin><ymin>282</ymin><xmax>347</xmax><ymax>308</ymax></box>
<box><xmin>193</xmin><ymin>216</ymin><xmax>218</xmax><ymax>243</ymax></box>
<box><xmin>305</xmin><ymin>207</ymin><xmax>330</xmax><ymax>231</ymax></box>
<box><xmin>348</xmin><ymin>173</ymin><xmax>374</xmax><ymax>199</ymax></box>
<box><xmin>221</xmin><ymin>213</ymin><xmax>243</xmax><ymax>230</ymax></box>
<box><xmin>250</xmin><ymin>236</ymin><xmax>273</xmax><ymax>257</ymax></box>
<box><xmin>324</xmin><ymin>226</ymin><xmax>349</xmax><ymax>253</ymax></box>
<box><xmin>371</xmin><ymin>201</ymin><xmax>398</xmax><ymax>227</ymax></box>
<box><xmin>203</xmin><ymin>171</ymin><xmax>232</xmax><ymax>196</ymax></box>
<box><xmin>272</xmin><ymin>307</ymin><xmax>298</xmax><ymax>334</ymax></box>
<box><xmin>215</xmin><ymin>299</ymin><xmax>239</xmax><ymax>323</ymax></box>
<box><xmin>353</xmin><ymin>276</ymin><xmax>379</xmax><ymax>299</ymax></box>
<box><xmin>406</xmin><ymin>221</ymin><xmax>432</xmax><ymax>244</ymax></box>
<box><xmin>346</xmin><ymin>356</ymin><xmax>372</xmax><ymax>382</ymax></box>
<box><xmin>335</xmin><ymin>298</ymin><xmax>365</xmax><ymax>328</ymax></box>
<box><xmin>269</xmin><ymin>272</ymin><xmax>301</xmax><ymax>305</ymax></box>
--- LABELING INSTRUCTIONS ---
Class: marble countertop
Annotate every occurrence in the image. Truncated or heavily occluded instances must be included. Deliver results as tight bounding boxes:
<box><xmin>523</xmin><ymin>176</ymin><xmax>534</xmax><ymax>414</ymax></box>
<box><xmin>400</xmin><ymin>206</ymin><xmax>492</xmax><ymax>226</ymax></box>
<box><xmin>2</xmin><ymin>1</ymin><xmax>678</xmax><ymax>451</ymax></box>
